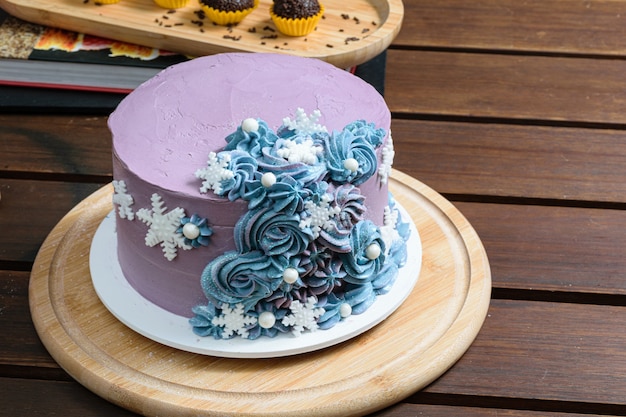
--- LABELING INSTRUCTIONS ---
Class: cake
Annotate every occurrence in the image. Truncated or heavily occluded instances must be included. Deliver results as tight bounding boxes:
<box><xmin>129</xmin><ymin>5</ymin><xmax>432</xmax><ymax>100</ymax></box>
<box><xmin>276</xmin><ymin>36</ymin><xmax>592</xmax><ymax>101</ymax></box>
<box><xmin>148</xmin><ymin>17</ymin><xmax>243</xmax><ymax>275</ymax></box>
<box><xmin>109</xmin><ymin>52</ymin><xmax>410</xmax><ymax>341</ymax></box>
<box><xmin>270</xmin><ymin>0</ymin><xmax>324</xmax><ymax>36</ymax></box>
<box><xmin>199</xmin><ymin>0</ymin><xmax>259</xmax><ymax>25</ymax></box>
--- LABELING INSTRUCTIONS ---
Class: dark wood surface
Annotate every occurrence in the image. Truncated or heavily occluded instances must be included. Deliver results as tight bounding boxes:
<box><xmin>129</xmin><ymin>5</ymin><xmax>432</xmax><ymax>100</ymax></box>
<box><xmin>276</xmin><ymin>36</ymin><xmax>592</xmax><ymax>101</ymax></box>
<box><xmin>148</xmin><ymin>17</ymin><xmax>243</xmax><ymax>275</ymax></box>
<box><xmin>2</xmin><ymin>0</ymin><xmax>626</xmax><ymax>415</ymax></box>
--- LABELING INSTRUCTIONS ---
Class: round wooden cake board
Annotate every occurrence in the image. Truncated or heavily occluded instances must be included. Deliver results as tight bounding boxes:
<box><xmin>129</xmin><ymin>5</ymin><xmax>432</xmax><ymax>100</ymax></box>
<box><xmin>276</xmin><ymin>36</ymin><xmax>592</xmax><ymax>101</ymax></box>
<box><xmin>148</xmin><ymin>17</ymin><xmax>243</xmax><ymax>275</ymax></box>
<box><xmin>29</xmin><ymin>170</ymin><xmax>491</xmax><ymax>417</ymax></box>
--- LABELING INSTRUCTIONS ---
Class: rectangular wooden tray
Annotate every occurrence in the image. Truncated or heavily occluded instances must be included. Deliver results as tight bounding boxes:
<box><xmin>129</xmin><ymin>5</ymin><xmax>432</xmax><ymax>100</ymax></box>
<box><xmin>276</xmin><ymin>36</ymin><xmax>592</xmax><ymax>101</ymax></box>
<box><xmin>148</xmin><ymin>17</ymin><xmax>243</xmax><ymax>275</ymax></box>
<box><xmin>0</xmin><ymin>0</ymin><xmax>403</xmax><ymax>68</ymax></box>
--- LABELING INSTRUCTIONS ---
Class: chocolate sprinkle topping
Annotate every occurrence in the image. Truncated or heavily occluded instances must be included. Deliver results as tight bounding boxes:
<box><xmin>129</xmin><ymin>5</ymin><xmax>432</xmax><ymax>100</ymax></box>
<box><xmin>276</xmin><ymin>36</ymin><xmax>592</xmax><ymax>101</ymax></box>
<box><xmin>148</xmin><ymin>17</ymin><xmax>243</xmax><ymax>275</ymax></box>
<box><xmin>272</xmin><ymin>0</ymin><xmax>321</xmax><ymax>19</ymax></box>
<box><xmin>200</xmin><ymin>0</ymin><xmax>254</xmax><ymax>12</ymax></box>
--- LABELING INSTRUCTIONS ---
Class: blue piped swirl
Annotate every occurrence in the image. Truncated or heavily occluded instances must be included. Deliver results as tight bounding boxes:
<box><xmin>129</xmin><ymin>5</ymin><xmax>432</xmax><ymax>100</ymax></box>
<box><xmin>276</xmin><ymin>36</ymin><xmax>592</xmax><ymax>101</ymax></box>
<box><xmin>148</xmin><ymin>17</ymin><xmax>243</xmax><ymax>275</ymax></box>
<box><xmin>340</xmin><ymin>220</ymin><xmax>386</xmax><ymax>284</ymax></box>
<box><xmin>235</xmin><ymin>206</ymin><xmax>314</xmax><ymax>257</ymax></box>
<box><xmin>224</xmin><ymin>119</ymin><xmax>278</xmax><ymax>158</ymax></box>
<box><xmin>324</xmin><ymin>129</ymin><xmax>378</xmax><ymax>186</ymax></box>
<box><xmin>200</xmin><ymin>250</ymin><xmax>283</xmax><ymax>311</ymax></box>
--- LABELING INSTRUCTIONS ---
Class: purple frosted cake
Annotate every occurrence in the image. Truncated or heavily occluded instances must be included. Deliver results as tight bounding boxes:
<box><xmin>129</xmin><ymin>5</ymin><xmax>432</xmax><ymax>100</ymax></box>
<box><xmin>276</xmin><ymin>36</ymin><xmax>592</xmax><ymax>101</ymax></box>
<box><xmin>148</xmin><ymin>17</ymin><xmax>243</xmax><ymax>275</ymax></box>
<box><xmin>109</xmin><ymin>52</ymin><xmax>409</xmax><ymax>340</ymax></box>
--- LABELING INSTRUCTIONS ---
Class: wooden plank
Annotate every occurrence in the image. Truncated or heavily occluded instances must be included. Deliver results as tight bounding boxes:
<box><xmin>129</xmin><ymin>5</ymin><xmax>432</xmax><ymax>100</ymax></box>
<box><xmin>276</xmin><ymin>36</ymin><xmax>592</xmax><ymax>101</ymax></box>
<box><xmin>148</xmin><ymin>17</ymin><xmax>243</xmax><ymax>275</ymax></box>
<box><xmin>396</xmin><ymin>0</ymin><xmax>626</xmax><ymax>56</ymax></box>
<box><xmin>5</xmin><ymin>298</ymin><xmax>626</xmax><ymax>411</ymax></box>
<box><xmin>375</xmin><ymin>403</ymin><xmax>614</xmax><ymax>417</ymax></box>
<box><xmin>455</xmin><ymin>202</ymin><xmax>626</xmax><ymax>297</ymax></box>
<box><xmin>0</xmin><ymin>115</ymin><xmax>112</xmax><ymax>176</ymax></box>
<box><xmin>0</xmin><ymin>271</ymin><xmax>60</xmax><ymax>373</ymax></box>
<box><xmin>2</xmin><ymin>377</ymin><xmax>614</xmax><ymax>417</ymax></box>
<box><xmin>8</xmin><ymin>116</ymin><xmax>626</xmax><ymax>204</ymax></box>
<box><xmin>422</xmin><ymin>299</ymin><xmax>626</xmax><ymax>406</ymax></box>
<box><xmin>0</xmin><ymin>180</ymin><xmax>105</xmax><ymax>262</ymax></box>
<box><xmin>389</xmin><ymin>119</ymin><xmax>626</xmax><ymax>203</ymax></box>
<box><xmin>0</xmin><ymin>377</ymin><xmax>140</xmax><ymax>416</ymax></box>
<box><xmin>385</xmin><ymin>49</ymin><xmax>626</xmax><ymax>125</ymax></box>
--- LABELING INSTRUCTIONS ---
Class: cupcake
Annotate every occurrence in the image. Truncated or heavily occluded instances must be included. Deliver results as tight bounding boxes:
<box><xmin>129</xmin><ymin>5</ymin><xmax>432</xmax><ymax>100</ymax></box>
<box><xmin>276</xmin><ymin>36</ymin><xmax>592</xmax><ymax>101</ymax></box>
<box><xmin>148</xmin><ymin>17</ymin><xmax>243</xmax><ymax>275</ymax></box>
<box><xmin>199</xmin><ymin>0</ymin><xmax>259</xmax><ymax>26</ymax></box>
<box><xmin>154</xmin><ymin>0</ymin><xmax>190</xmax><ymax>7</ymax></box>
<box><xmin>270</xmin><ymin>0</ymin><xmax>324</xmax><ymax>37</ymax></box>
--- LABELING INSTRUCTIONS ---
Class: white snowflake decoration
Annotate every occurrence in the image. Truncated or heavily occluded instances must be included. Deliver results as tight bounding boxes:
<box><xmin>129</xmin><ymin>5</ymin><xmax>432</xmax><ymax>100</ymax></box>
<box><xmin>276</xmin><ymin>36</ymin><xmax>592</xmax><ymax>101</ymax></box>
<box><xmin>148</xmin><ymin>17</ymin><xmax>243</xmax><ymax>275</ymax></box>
<box><xmin>112</xmin><ymin>180</ymin><xmax>135</xmax><ymax>220</ymax></box>
<box><xmin>276</xmin><ymin>138</ymin><xmax>323</xmax><ymax>165</ymax></box>
<box><xmin>378</xmin><ymin>132</ymin><xmax>395</xmax><ymax>184</ymax></box>
<box><xmin>299</xmin><ymin>194</ymin><xmax>341</xmax><ymax>238</ymax></box>
<box><xmin>136</xmin><ymin>193</ymin><xmax>190</xmax><ymax>261</ymax></box>
<box><xmin>282</xmin><ymin>296</ymin><xmax>325</xmax><ymax>336</ymax></box>
<box><xmin>212</xmin><ymin>303</ymin><xmax>257</xmax><ymax>339</ymax></box>
<box><xmin>282</xmin><ymin>108</ymin><xmax>328</xmax><ymax>135</ymax></box>
<box><xmin>379</xmin><ymin>205</ymin><xmax>400</xmax><ymax>254</ymax></box>
<box><xmin>195</xmin><ymin>152</ymin><xmax>234</xmax><ymax>194</ymax></box>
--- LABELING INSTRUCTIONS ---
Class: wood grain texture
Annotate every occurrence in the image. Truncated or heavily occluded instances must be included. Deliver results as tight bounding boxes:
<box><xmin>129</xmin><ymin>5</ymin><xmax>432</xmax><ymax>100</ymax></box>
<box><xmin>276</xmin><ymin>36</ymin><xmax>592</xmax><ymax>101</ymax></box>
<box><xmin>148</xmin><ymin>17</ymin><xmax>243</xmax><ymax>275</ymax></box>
<box><xmin>8</xmin><ymin>301</ymin><xmax>626</xmax><ymax>413</ymax></box>
<box><xmin>0</xmin><ymin>115</ymin><xmax>112</xmax><ymax>176</ymax></box>
<box><xmin>0</xmin><ymin>271</ymin><xmax>55</xmax><ymax>370</ymax></box>
<box><xmin>396</xmin><ymin>0</ymin><xmax>626</xmax><ymax>56</ymax></box>
<box><xmin>422</xmin><ymin>299</ymin><xmax>626</xmax><ymax>406</ymax></box>
<box><xmin>2</xmin><ymin>378</ymin><xmax>618</xmax><ymax>417</ymax></box>
<box><xmin>456</xmin><ymin>202</ymin><xmax>626</xmax><ymax>296</ymax></box>
<box><xmin>0</xmin><ymin>180</ymin><xmax>104</xmax><ymax>262</ymax></box>
<box><xmin>389</xmin><ymin>119</ymin><xmax>626</xmax><ymax>202</ymax></box>
<box><xmin>0</xmin><ymin>0</ymin><xmax>402</xmax><ymax>68</ymax></box>
<box><xmin>28</xmin><ymin>171</ymin><xmax>490</xmax><ymax>417</ymax></box>
<box><xmin>9</xmin><ymin>115</ymin><xmax>626</xmax><ymax>204</ymax></box>
<box><xmin>385</xmin><ymin>49</ymin><xmax>626</xmax><ymax>125</ymax></box>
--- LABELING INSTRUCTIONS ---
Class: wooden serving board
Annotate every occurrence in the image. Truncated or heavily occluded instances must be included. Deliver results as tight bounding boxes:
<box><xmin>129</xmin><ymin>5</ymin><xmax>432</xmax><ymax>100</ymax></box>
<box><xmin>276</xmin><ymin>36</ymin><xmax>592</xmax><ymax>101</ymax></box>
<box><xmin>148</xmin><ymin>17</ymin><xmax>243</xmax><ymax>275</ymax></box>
<box><xmin>29</xmin><ymin>170</ymin><xmax>491</xmax><ymax>417</ymax></box>
<box><xmin>0</xmin><ymin>0</ymin><xmax>402</xmax><ymax>68</ymax></box>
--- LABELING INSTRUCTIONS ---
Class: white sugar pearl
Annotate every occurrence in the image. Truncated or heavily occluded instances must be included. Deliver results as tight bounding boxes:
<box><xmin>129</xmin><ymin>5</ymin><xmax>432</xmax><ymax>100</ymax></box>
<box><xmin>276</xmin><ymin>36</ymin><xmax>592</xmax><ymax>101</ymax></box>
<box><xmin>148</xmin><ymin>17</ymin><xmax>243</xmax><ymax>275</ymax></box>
<box><xmin>258</xmin><ymin>311</ymin><xmax>276</xmax><ymax>329</ymax></box>
<box><xmin>365</xmin><ymin>243</ymin><xmax>381</xmax><ymax>260</ymax></box>
<box><xmin>241</xmin><ymin>118</ymin><xmax>259</xmax><ymax>133</ymax></box>
<box><xmin>261</xmin><ymin>172</ymin><xmax>277</xmax><ymax>188</ymax></box>
<box><xmin>182</xmin><ymin>223</ymin><xmax>200</xmax><ymax>240</ymax></box>
<box><xmin>339</xmin><ymin>303</ymin><xmax>352</xmax><ymax>318</ymax></box>
<box><xmin>344</xmin><ymin>158</ymin><xmax>359</xmax><ymax>172</ymax></box>
<box><xmin>283</xmin><ymin>267</ymin><xmax>299</xmax><ymax>284</ymax></box>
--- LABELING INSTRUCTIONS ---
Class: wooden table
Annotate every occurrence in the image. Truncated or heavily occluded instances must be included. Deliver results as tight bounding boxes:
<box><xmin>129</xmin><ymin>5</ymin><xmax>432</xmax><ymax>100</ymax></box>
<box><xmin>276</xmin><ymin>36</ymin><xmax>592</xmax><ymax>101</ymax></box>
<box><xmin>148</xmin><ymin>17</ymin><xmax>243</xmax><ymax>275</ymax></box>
<box><xmin>3</xmin><ymin>0</ymin><xmax>626</xmax><ymax>415</ymax></box>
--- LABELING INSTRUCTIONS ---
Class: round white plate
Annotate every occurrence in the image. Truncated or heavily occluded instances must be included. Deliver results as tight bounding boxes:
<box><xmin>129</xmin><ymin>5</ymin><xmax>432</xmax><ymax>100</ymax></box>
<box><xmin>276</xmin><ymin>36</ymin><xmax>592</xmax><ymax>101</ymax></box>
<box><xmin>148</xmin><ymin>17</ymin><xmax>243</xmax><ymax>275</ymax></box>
<box><xmin>90</xmin><ymin>203</ymin><xmax>421</xmax><ymax>358</ymax></box>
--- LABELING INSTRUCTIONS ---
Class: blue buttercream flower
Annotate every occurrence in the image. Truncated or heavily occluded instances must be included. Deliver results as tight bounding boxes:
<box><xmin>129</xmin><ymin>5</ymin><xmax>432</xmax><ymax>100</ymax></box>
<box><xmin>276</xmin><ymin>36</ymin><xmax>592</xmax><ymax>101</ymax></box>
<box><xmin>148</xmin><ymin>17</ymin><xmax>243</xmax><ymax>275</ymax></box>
<box><xmin>220</xmin><ymin>150</ymin><xmax>258</xmax><ymax>201</ymax></box>
<box><xmin>234</xmin><ymin>206</ymin><xmax>314</xmax><ymax>257</ymax></box>
<box><xmin>265</xmin><ymin>174</ymin><xmax>310</xmax><ymax>216</ymax></box>
<box><xmin>224</xmin><ymin>118</ymin><xmax>278</xmax><ymax>158</ymax></box>
<box><xmin>344</xmin><ymin>282</ymin><xmax>376</xmax><ymax>315</ymax></box>
<box><xmin>324</xmin><ymin>128</ymin><xmax>378</xmax><ymax>186</ymax></box>
<box><xmin>371</xmin><ymin>262</ymin><xmax>399</xmax><ymax>295</ymax></box>
<box><xmin>344</xmin><ymin>120</ymin><xmax>387</xmax><ymax>147</ymax></box>
<box><xmin>189</xmin><ymin>302</ymin><xmax>223</xmax><ymax>339</ymax></box>
<box><xmin>340</xmin><ymin>220</ymin><xmax>386</xmax><ymax>284</ymax></box>
<box><xmin>316</xmin><ymin>293</ymin><xmax>345</xmax><ymax>330</ymax></box>
<box><xmin>245</xmin><ymin>302</ymin><xmax>290</xmax><ymax>340</ymax></box>
<box><xmin>241</xmin><ymin>171</ymin><xmax>271</xmax><ymax>210</ymax></box>
<box><xmin>201</xmin><ymin>250</ymin><xmax>283</xmax><ymax>311</ymax></box>
<box><xmin>177</xmin><ymin>214</ymin><xmax>213</xmax><ymax>248</ymax></box>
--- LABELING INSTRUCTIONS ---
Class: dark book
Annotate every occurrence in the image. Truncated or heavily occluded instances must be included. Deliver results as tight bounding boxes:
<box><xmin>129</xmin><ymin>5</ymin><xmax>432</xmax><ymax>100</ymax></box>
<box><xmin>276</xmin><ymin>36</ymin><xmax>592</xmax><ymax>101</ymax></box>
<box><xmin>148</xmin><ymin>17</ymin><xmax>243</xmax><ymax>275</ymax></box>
<box><xmin>0</xmin><ymin>8</ymin><xmax>189</xmax><ymax>92</ymax></box>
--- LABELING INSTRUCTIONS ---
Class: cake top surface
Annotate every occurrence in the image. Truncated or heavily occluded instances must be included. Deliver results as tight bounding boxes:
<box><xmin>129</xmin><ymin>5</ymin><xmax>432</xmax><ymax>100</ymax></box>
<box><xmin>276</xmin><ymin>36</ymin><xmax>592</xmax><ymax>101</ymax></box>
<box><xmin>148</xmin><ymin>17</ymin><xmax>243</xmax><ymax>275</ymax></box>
<box><xmin>109</xmin><ymin>52</ymin><xmax>390</xmax><ymax>195</ymax></box>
